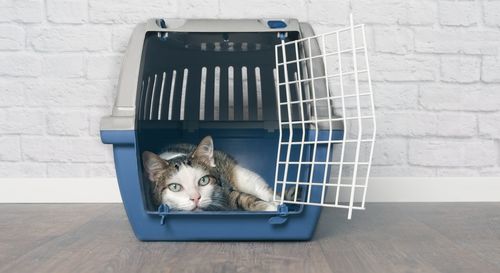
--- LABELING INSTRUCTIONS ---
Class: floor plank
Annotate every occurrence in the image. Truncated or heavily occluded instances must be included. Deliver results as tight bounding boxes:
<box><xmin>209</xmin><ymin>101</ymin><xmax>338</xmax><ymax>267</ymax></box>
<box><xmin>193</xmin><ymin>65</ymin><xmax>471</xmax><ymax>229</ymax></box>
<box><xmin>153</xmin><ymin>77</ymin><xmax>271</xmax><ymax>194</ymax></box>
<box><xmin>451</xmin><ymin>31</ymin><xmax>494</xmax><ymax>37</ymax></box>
<box><xmin>0</xmin><ymin>204</ymin><xmax>499</xmax><ymax>273</ymax></box>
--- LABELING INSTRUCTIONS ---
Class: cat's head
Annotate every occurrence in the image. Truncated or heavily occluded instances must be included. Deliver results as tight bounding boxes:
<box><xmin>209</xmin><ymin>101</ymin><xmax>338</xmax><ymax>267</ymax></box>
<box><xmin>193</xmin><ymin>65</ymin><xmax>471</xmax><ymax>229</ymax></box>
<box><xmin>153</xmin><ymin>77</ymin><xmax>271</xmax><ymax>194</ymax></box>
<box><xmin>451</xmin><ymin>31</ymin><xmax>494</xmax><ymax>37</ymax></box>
<box><xmin>142</xmin><ymin>136</ymin><xmax>220</xmax><ymax>211</ymax></box>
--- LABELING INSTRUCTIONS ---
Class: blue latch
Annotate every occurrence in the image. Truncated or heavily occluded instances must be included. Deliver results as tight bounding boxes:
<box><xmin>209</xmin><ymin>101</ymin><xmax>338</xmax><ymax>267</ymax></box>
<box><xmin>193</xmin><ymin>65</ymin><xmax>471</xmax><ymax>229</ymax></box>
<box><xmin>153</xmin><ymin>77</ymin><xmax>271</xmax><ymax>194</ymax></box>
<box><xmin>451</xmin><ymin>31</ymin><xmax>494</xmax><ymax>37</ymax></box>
<box><xmin>277</xmin><ymin>32</ymin><xmax>287</xmax><ymax>41</ymax></box>
<box><xmin>268</xmin><ymin>20</ymin><xmax>287</xmax><ymax>29</ymax></box>
<box><xmin>268</xmin><ymin>204</ymin><xmax>289</xmax><ymax>225</ymax></box>
<box><xmin>157</xmin><ymin>18</ymin><xmax>168</xmax><ymax>41</ymax></box>
<box><xmin>157</xmin><ymin>204</ymin><xmax>170</xmax><ymax>225</ymax></box>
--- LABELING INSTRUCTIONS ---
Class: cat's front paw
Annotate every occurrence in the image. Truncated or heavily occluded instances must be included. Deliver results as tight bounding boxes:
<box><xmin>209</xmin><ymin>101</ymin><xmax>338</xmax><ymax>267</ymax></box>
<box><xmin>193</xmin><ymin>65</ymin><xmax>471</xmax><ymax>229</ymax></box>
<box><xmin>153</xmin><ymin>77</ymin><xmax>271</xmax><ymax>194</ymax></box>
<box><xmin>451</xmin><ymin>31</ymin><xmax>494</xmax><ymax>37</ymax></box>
<box><xmin>263</xmin><ymin>202</ymin><xmax>278</xmax><ymax>212</ymax></box>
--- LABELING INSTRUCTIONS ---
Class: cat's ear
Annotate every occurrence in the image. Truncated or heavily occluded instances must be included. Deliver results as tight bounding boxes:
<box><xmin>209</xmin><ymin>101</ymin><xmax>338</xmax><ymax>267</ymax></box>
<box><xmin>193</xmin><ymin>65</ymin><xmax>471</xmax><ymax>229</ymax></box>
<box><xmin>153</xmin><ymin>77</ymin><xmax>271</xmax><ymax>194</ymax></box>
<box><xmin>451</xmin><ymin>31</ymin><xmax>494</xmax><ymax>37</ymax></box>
<box><xmin>192</xmin><ymin>136</ymin><xmax>215</xmax><ymax>167</ymax></box>
<box><xmin>142</xmin><ymin>151</ymin><xmax>168</xmax><ymax>182</ymax></box>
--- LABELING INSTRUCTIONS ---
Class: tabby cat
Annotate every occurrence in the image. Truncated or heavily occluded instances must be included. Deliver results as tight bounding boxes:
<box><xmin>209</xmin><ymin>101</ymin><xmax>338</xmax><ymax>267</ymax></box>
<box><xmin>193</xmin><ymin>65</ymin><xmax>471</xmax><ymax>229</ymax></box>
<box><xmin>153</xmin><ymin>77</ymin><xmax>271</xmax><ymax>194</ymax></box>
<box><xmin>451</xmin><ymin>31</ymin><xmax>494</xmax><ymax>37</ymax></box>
<box><xmin>142</xmin><ymin>136</ymin><xmax>281</xmax><ymax>211</ymax></box>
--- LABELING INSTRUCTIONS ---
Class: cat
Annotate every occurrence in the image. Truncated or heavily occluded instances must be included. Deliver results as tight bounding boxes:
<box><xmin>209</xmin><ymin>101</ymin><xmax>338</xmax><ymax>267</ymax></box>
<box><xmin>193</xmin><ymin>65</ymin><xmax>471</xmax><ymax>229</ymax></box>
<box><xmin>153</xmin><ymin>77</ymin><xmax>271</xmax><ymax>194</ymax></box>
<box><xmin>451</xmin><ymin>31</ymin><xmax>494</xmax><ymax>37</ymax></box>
<box><xmin>142</xmin><ymin>136</ymin><xmax>282</xmax><ymax>212</ymax></box>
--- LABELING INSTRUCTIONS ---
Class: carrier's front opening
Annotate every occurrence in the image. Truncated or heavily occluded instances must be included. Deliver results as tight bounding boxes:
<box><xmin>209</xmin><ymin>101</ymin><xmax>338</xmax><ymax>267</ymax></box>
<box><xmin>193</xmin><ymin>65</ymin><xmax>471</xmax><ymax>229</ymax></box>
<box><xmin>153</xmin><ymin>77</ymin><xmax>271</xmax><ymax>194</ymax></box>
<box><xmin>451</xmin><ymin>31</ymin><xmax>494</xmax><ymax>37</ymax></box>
<box><xmin>135</xmin><ymin>31</ymin><xmax>309</xmax><ymax>214</ymax></box>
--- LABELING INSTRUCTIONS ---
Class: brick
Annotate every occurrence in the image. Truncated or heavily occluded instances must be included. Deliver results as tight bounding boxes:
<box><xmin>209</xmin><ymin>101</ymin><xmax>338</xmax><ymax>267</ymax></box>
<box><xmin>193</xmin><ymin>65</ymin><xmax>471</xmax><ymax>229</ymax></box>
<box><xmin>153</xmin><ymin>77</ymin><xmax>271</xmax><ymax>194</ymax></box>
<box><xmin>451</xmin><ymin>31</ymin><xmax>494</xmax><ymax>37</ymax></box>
<box><xmin>435</xmin><ymin>113</ymin><xmax>477</xmax><ymax>137</ymax></box>
<box><xmin>28</xmin><ymin>26</ymin><xmax>110</xmax><ymax>52</ymax></box>
<box><xmin>374</xmin><ymin>27</ymin><xmax>413</xmax><ymax>54</ymax></box>
<box><xmin>478</xmin><ymin>113</ymin><xmax>500</xmax><ymax>139</ymax></box>
<box><xmin>378</xmin><ymin>111</ymin><xmax>476</xmax><ymax>137</ymax></box>
<box><xmin>378</xmin><ymin>112</ymin><xmax>436</xmax><ymax>137</ymax></box>
<box><xmin>370</xmin><ymin>165</ymin><xmax>436</xmax><ymax>177</ymax></box>
<box><xmin>86</xmin><ymin>55</ymin><xmax>122</xmax><ymax>80</ymax></box>
<box><xmin>89</xmin><ymin>0</ymin><xmax>178</xmax><ymax>23</ymax></box>
<box><xmin>484</xmin><ymin>1</ymin><xmax>500</xmax><ymax>27</ymax></box>
<box><xmin>409</xmin><ymin>139</ymin><xmax>497</xmax><ymax>167</ymax></box>
<box><xmin>402</xmin><ymin>0</ymin><xmax>438</xmax><ymax>25</ymax></box>
<box><xmin>47</xmin><ymin>163</ymin><xmax>87</xmax><ymax>177</ymax></box>
<box><xmin>88</xmin><ymin>163</ymin><xmax>116</xmax><ymax>177</ymax></box>
<box><xmin>47</xmin><ymin>0</ymin><xmax>88</xmax><ymax>24</ymax></box>
<box><xmin>22</xmin><ymin>136</ymin><xmax>108</xmax><ymax>163</ymax></box>
<box><xmin>47</xmin><ymin>110</ymin><xmax>88</xmax><ymax>136</ymax></box>
<box><xmin>178</xmin><ymin>0</ymin><xmax>220</xmax><ymax>19</ymax></box>
<box><xmin>373</xmin><ymin>83</ymin><xmax>419</xmax><ymax>110</ymax></box>
<box><xmin>219</xmin><ymin>0</ymin><xmax>307</xmax><ymax>20</ymax></box>
<box><xmin>351</xmin><ymin>0</ymin><xmax>404</xmax><ymax>24</ymax></box>
<box><xmin>0</xmin><ymin>136</ymin><xmax>21</xmax><ymax>161</ymax></box>
<box><xmin>372</xmin><ymin>138</ymin><xmax>407</xmax><ymax>166</ymax></box>
<box><xmin>0</xmin><ymin>0</ymin><xmax>43</xmax><ymax>23</ymax></box>
<box><xmin>0</xmin><ymin>25</ymin><xmax>25</xmax><ymax>50</ymax></box>
<box><xmin>415</xmin><ymin>28</ymin><xmax>500</xmax><ymax>55</ymax></box>
<box><xmin>24</xmin><ymin>79</ymin><xmax>114</xmax><ymax>107</ymax></box>
<box><xmin>0</xmin><ymin>162</ymin><xmax>46</xmax><ymax>177</ymax></box>
<box><xmin>111</xmin><ymin>25</ymin><xmax>135</xmax><ymax>52</ymax></box>
<box><xmin>0</xmin><ymin>80</ymin><xmax>24</xmax><ymax>106</ymax></box>
<box><xmin>352</xmin><ymin>0</ymin><xmax>436</xmax><ymax>25</ymax></box>
<box><xmin>0</xmin><ymin>108</ymin><xmax>45</xmax><ymax>135</ymax></box>
<box><xmin>42</xmin><ymin>54</ymin><xmax>85</xmax><ymax>78</ymax></box>
<box><xmin>419</xmin><ymin>84</ymin><xmax>500</xmax><ymax>111</ymax></box>
<box><xmin>481</xmin><ymin>55</ymin><xmax>500</xmax><ymax>83</ymax></box>
<box><xmin>306</xmin><ymin>0</ymin><xmax>350</xmax><ymax>25</ymax></box>
<box><xmin>370</xmin><ymin>54</ymin><xmax>438</xmax><ymax>82</ymax></box>
<box><xmin>439</xmin><ymin>1</ymin><xmax>478</xmax><ymax>26</ymax></box>
<box><xmin>0</xmin><ymin>53</ymin><xmax>42</xmax><ymax>77</ymax></box>
<box><xmin>441</xmin><ymin>55</ymin><xmax>480</xmax><ymax>83</ymax></box>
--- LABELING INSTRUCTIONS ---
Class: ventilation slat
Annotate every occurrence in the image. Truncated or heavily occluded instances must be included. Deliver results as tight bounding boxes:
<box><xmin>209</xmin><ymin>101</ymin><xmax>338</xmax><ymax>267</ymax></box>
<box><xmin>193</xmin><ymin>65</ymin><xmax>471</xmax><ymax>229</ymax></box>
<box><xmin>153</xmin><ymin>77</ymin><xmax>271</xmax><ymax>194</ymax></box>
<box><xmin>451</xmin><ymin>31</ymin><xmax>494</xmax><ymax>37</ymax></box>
<box><xmin>259</xmin><ymin>67</ymin><xmax>276</xmax><ymax>121</ymax></box>
<box><xmin>184</xmin><ymin>68</ymin><xmax>201</xmax><ymax>121</ymax></box>
<box><xmin>199</xmin><ymin>67</ymin><xmax>207</xmax><ymax>120</ymax></box>
<box><xmin>179</xmin><ymin>68</ymin><xmax>189</xmax><ymax>120</ymax></box>
<box><xmin>143</xmin><ymin>76</ymin><xmax>152</xmax><ymax>120</ymax></box>
<box><xmin>255</xmin><ymin>67</ymin><xmax>264</xmax><ymax>120</ymax></box>
<box><xmin>160</xmin><ymin>71</ymin><xmax>173</xmax><ymax>120</ymax></box>
<box><xmin>157</xmin><ymin>72</ymin><xmax>166</xmax><ymax>120</ymax></box>
<box><xmin>233</xmin><ymin>66</ymin><xmax>243</xmax><ymax>120</ymax></box>
<box><xmin>219</xmin><ymin>66</ymin><xmax>229</xmax><ymax>121</ymax></box>
<box><xmin>138</xmin><ymin>80</ymin><xmax>145</xmax><ymax>120</ymax></box>
<box><xmin>168</xmin><ymin>70</ymin><xmax>177</xmax><ymax>120</ymax></box>
<box><xmin>204</xmin><ymin>66</ymin><xmax>215</xmax><ymax>121</ymax></box>
<box><xmin>171</xmin><ymin>69</ymin><xmax>184</xmax><ymax>120</ymax></box>
<box><xmin>149</xmin><ymin>74</ymin><xmax>160</xmax><ymax>120</ymax></box>
<box><xmin>213</xmin><ymin>66</ymin><xmax>220</xmax><ymax>120</ymax></box>
<box><xmin>246</xmin><ymin>66</ymin><xmax>257</xmax><ymax>120</ymax></box>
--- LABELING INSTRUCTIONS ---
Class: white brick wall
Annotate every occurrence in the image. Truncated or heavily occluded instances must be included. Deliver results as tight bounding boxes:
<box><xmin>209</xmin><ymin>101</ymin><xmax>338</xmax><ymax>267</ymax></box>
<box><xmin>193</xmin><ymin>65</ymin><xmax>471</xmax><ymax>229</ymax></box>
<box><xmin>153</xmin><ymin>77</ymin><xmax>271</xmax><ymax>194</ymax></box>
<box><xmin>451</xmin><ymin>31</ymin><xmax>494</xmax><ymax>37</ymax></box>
<box><xmin>0</xmin><ymin>0</ymin><xmax>499</xmax><ymax>178</ymax></box>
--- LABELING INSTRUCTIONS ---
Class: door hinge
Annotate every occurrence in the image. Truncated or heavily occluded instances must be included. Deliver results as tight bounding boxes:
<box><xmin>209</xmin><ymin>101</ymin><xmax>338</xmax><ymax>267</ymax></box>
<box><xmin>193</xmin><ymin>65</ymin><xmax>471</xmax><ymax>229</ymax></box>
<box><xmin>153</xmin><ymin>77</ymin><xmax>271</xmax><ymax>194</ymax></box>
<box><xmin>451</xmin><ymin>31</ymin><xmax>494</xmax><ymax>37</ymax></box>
<box><xmin>268</xmin><ymin>204</ymin><xmax>289</xmax><ymax>225</ymax></box>
<box><xmin>157</xmin><ymin>204</ymin><xmax>170</xmax><ymax>225</ymax></box>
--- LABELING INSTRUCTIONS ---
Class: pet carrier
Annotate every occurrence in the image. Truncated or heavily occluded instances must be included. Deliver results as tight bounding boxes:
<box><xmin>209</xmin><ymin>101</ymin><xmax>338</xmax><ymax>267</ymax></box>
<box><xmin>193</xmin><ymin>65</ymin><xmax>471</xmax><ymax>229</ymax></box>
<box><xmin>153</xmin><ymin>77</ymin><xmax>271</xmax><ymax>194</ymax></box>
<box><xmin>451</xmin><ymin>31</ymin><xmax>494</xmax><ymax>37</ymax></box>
<box><xmin>100</xmin><ymin>16</ymin><xmax>376</xmax><ymax>241</ymax></box>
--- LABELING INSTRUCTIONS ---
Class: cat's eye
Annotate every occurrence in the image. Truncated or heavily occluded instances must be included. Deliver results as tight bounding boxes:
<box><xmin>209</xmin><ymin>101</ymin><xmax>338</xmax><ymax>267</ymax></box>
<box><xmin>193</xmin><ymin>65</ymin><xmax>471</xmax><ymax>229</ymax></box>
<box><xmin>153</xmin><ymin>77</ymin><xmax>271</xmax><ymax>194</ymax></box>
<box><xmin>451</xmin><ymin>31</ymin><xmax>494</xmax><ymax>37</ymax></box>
<box><xmin>198</xmin><ymin>175</ymin><xmax>213</xmax><ymax>186</ymax></box>
<box><xmin>167</xmin><ymin>183</ymin><xmax>183</xmax><ymax>192</ymax></box>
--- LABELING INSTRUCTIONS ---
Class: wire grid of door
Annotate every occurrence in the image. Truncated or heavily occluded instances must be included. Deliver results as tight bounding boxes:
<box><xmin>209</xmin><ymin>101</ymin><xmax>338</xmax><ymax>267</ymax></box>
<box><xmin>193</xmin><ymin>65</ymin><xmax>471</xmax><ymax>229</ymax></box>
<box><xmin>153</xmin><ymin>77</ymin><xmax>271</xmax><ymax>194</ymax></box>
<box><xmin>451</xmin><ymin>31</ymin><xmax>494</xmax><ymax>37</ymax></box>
<box><xmin>274</xmin><ymin>16</ymin><xmax>376</xmax><ymax>219</ymax></box>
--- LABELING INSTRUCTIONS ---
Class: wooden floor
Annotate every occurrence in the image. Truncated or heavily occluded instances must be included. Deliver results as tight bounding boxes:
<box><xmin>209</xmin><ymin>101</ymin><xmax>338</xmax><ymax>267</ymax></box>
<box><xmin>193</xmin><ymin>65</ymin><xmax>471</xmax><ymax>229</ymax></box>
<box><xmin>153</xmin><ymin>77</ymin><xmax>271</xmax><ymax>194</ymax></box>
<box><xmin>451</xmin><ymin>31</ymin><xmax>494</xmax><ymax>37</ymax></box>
<box><xmin>0</xmin><ymin>204</ymin><xmax>499</xmax><ymax>273</ymax></box>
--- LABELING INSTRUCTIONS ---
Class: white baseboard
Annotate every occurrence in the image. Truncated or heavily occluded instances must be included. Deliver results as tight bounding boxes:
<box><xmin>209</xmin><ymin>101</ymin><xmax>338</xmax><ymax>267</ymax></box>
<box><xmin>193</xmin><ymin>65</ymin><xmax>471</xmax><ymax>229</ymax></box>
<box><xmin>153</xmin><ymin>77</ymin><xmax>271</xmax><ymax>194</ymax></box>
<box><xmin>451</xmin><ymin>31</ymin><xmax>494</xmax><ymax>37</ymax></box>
<box><xmin>0</xmin><ymin>177</ymin><xmax>499</xmax><ymax>203</ymax></box>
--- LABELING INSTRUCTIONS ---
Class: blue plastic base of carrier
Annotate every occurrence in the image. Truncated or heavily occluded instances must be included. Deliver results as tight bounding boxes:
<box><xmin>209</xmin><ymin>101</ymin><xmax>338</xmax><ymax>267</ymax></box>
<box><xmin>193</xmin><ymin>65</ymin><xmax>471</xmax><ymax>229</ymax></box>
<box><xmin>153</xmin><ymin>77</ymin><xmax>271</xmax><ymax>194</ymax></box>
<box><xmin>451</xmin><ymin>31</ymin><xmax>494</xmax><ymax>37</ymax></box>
<box><xmin>101</xmin><ymin>126</ymin><xmax>343</xmax><ymax>241</ymax></box>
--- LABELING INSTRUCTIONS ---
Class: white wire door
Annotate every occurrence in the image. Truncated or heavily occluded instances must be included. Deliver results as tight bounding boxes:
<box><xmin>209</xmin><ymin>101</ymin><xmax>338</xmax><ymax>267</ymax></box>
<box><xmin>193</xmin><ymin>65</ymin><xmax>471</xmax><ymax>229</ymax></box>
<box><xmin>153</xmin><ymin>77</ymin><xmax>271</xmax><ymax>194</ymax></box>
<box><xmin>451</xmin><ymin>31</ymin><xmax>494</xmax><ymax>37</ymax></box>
<box><xmin>273</xmin><ymin>15</ymin><xmax>376</xmax><ymax>219</ymax></box>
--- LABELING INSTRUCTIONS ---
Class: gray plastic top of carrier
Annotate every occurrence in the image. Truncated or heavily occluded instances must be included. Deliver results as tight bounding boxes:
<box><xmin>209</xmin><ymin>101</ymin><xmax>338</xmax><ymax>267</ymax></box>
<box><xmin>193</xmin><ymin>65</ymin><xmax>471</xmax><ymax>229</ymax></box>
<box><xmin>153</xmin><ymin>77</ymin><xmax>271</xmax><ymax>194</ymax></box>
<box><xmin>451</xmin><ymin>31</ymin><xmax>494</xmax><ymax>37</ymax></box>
<box><xmin>101</xmin><ymin>18</ymin><xmax>343</xmax><ymax>131</ymax></box>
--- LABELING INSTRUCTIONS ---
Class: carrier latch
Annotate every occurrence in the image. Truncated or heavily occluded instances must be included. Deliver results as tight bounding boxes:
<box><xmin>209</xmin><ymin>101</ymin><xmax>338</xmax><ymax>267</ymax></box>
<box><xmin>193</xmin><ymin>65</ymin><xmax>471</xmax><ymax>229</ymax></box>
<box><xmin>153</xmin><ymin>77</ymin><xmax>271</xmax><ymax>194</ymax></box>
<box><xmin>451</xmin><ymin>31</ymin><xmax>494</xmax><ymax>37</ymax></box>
<box><xmin>157</xmin><ymin>204</ymin><xmax>170</xmax><ymax>225</ymax></box>
<box><xmin>268</xmin><ymin>204</ymin><xmax>289</xmax><ymax>225</ymax></box>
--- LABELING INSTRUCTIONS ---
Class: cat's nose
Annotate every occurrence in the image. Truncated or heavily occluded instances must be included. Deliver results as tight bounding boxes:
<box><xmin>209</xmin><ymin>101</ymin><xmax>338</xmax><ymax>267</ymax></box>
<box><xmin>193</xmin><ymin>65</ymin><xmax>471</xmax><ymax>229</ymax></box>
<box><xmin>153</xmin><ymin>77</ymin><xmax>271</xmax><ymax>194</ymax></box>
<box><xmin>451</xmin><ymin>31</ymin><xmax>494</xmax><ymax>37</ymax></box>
<box><xmin>190</xmin><ymin>194</ymin><xmax>201</xmax><ymax>206</ymax></box>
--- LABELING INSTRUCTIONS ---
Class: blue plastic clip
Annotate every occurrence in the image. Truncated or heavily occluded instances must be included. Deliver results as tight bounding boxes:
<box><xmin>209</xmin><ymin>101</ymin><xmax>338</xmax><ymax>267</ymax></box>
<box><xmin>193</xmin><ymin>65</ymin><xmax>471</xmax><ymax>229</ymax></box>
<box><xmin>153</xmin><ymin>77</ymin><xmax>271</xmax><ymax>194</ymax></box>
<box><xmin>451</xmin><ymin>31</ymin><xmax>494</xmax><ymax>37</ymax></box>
<box><xmin>157</xmin><ymin>204</ymin><xmax>170</xmax><ymax>225</ymax></box>
<box><xmin>268</xmin><ymin>204</ymin><xmax>289</xmax><ymax>225</ymax></box>
<box><xmin>278</xmin><ymin>32</ymin><xmax>287</xmax><ymax>41</ymax></box>
<box><xmin>157</xmin><ymin>19</ymin><xmax>168</xmax><ymax>41</ymax></box>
